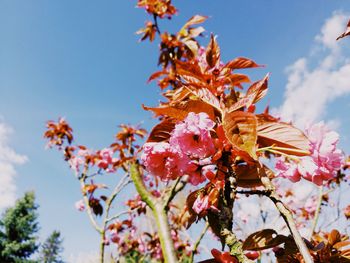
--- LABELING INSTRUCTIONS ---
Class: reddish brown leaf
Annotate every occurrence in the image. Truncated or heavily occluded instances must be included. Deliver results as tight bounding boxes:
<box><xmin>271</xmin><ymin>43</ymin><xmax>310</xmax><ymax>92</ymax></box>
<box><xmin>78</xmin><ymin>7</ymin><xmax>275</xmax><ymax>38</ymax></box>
<box><xmin>336</xmin><ymin>19</ymin><xmax>350</xmax><ymax>40</ymax></box>
<box><xmin>256</xmin><ymin>115</ymin><xmax>310</xmax><ymax>156</ymax></box>
<box><xmin>206</xmin><ymin>34</ymin><xmax>220</xmax><ymax>68</ymax></box>
<box><xmin>242</xmin><ymin>229</ymin><xmax>288</xmax><ymax>251</ymax></box>
<box><xmin>235</xmin><ymin>164</ymin><xmax>274</xmax><ymax>188</ymax></box>
<box><xmin>223</xmin><ymin>111</ymin><xmax>258</xmax><ymax>159</ymax></box>
<box><xmin>187</xmin><ymin>87</ymin><xmax>222</xmax><ymax>112</ymax></box>
<box><xmin>147</xmin><ymin>119</ymin><xmax>176</xmax><ymax>143</ymax></box>
<box><xmin>182</xmin><ymin>15</ymin><xmax>208</xmax><ymax>29</ymax></box>
<box><xmin>223</xmin><ymin>73</ymin><xmax>251</xmax><ymax>86</ymax></box>
<box><xmin>245</xmin><ymin>74</ymin><xmax>269</xmax><ymax>107</ymax></box>
<box><xmin>225</xmin><ymin>57</ymin><xmax>261</xmax><ymax>70</ymax></box>
<box><xmin>143</xmin><ymin>104</ymin><xmax>188</xmax><ymax>120</ymax></box>
<box><xmin>148</xmin><ymin>70</ymin><xmax>167</xmax><ymax>83</ymax></box>
<box><xmin>329</xmin><ymin>229</ymin><xmax>342</xmax><ymax>246</ymax></box>
<box><xmin>143</xmin><ymin>100</ymin><xmax>215</xmax><ymax>120</ymax></box>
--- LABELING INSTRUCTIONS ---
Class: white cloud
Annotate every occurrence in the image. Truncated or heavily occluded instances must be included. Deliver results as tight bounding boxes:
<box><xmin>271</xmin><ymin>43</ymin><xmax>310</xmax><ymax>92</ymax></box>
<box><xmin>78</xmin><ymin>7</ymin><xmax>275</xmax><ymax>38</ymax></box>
<box><xmin>278</xmin><ymin>11</ymin><xmax>350</xmax><ymax>128</ymax></box>
<box><xmin>67</xmin><ymin>251</ymin><xmax>99</xmax><ymax>263</ymax></box>
<box><xmin>0</xmin><ymin>122</ymin><xmax>27</xmax><ymax>210</ymax></box>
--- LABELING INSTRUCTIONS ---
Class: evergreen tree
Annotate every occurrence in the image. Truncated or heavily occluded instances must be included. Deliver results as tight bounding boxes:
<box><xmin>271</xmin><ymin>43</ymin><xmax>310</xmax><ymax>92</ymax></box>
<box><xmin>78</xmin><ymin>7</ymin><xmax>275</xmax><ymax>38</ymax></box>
<box><xmin>39</xmin><ymin>230</ymin><xmax>64</xmax><ymax>263</ymax></box>
<box><xmin>0</xmin><ymin>191</ymin><xmax>39</xmax><ymax>262</ymax></box>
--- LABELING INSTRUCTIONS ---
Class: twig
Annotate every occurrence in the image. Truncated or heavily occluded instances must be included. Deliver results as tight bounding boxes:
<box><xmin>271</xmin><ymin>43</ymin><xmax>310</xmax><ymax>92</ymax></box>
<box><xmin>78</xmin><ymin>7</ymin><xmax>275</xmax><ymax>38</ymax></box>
<box><xmin>260</xmin><ymin>174</ymin><xmax>314</xmax><ymax>263</ymax></box>
<box><xmin>106</xmin><ymin>210</ymin><xmax>130</xmax><ymax>223</ymax></box>
<box><xmin>100</xmin><ymin>173</ymin><xmax>132</xmax><ymax>263</ymax></box>
<box><xmin>309</xmin><ymin>186</ymin><xmax>323</xmax><ymax>239</ymax></box>
<box><xmin>190</xmin><ymin>222</ymin><xmax>209</xmax><ymax>263</ymax></box>
<box><xmin>164</xmin><ymin>176</ymin><xmax>187</xmax><ymax>209</ymax></box>
<box><xmin>79</xmin><ymin>164</ymin><xmax>103</xmax><ymax>234</ymax></box>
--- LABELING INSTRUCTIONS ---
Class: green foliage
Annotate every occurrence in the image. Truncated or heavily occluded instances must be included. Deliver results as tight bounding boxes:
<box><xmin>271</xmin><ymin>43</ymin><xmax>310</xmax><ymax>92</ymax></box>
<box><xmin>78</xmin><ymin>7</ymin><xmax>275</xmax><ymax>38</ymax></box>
<box><xmin>0</xmin><ymin>191</ymin><xmax>39</xmax><ymax>263</ymax></box>
<box><xmin>39</xmin><ymin>230</ymin><xmax>64</xmax><ymax>263</ymax></box>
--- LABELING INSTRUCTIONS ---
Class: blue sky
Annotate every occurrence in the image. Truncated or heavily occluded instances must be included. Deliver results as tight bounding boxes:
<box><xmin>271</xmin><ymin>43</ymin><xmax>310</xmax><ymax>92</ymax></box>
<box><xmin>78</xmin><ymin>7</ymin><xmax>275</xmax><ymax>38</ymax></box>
<box><xmin>1</xmin><ymin>1</ymin><xmax>350</xmax><ymax>261</ymax></box>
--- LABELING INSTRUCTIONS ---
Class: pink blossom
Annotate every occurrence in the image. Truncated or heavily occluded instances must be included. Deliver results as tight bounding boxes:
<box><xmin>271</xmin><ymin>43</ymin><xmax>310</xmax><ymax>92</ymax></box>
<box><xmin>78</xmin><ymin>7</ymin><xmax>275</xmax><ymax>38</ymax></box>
<box><xmin>276</xmin><ymin>123</ymin><xmax>344</xmax><ymax>186</ymax></box>
<box><xmin>141</xmin><ymin>142</ymin><xmax>190</xmax><ymax>181</ymax></box>
<box><xmin>275</xmin><ymin>158</ymin><xmax>301</xmax><ymax>183</ymax></box>
<box><xmin>170</xmin><ymin>112</ymin><xmax>215</xmax><ymax>159</ymax></box>
<box><xmin>68</xmin><ymin>156</ymin><xmax>84</xmax><ymax>175</ymax></box>
<box><xmin>97</xmin><ymin>148</ymin><xmax>117</xmax><ymax>172</ymax></box>
<box><xmin>304</xmin><ymin>195</ymin><xmax>317</xmax><ymax>214</ymax></box>
<box><xmin>192</xmin><ymin>195</ymin><xmax>210</xmax><ymax>214</ymax></box>
<box><xmin>75</xmin><ymin>199</ymin><xmax>85</xmax><ymax>212</ymax></box>
<box><xmin>303</xmin><ymin>122</ymin><xmax>344</xmax><ymax>185</ymax></box>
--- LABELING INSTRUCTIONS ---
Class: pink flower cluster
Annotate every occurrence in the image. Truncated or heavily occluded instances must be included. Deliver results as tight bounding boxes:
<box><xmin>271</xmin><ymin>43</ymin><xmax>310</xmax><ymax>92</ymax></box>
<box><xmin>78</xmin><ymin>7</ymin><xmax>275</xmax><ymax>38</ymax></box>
<box><xmin>96</xmin><ymin>148</ymin><xmax>117</xmax><ymax>173</ymax></box>
<box><xmin>276</xmin><ymin>122</ymin><xmax>344</xmax><ymax>186</ymax></box>
<box><xmin>141</xmin><ymin>112</ymin><xmax>216</xmax><ymax>185</ymax></box>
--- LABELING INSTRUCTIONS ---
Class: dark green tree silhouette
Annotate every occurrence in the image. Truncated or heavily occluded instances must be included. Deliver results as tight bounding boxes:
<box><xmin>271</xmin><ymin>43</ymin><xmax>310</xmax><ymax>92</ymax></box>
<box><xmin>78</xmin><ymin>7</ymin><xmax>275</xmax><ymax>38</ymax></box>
<box><xmin>0</xmin><ymin>191</ymin><xmax>39</xmax><ymax>262</ymax></box>
<box><xmin>39</xmin><ymin>230</ymin><xmax>64</xmax><ymax>263</ymax></box>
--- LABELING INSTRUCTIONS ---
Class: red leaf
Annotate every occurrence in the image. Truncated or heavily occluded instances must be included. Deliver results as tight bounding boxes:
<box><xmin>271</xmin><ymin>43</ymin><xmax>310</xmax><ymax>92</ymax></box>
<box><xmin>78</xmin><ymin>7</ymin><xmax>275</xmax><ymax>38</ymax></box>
<box><xmin>187</xmin><ymin>87</ymin><xmax>222</xmax><ymax>112</ymax></box>
<box><xmin>182</xmin><ymin>15</ymin><xmax>208</xmax><ymax>29</ymax></box>
<box><xmin>256</xmin><ymin>115</ymin><xmax>310</xmax><ymax>156</ymax></box>
<box><xmin>245</xmin><ymin>74</ymin><xmax>269</xmax><ymax>107</ymax></box>
<box><xmin>336</xmin><ymin>19</ymin><xmax>350</xmax><ymax>40</ymax></box>
<box><xmin>206</xmin><ymin>34</ymin><xmax>220</xmax><ymax>68</ymax></box>
<box><xmin>222</xmin><ymin>111</ymin><xmax>258</xmax><ymax>160</ymax></box>
<box><xmin>224</xmin><ymin>57</ymin><xmax>261</xmax><ymax>70</ymax></box>
<box><xmin>147</xmin><ymin>119</ymin><xmax>176</xmax><ymax>143</ymax></box>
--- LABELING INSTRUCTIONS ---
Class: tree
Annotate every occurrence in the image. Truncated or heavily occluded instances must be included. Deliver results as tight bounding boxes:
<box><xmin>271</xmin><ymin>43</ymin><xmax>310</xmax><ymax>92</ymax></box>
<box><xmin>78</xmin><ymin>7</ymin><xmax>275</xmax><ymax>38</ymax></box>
<box><xmin>44</xmin><ymin>2</ymin><xmax>350</xmax><ymax>262</ymax></box>
<box><xmin>0</xmin><ymin>191</ymin><xmax>39</xmax><ymax>263</ymax></box>
<box><xmin>39</xmin><ymin>230</ymin><xmax>64</xmax><ymax>263</ymax></box>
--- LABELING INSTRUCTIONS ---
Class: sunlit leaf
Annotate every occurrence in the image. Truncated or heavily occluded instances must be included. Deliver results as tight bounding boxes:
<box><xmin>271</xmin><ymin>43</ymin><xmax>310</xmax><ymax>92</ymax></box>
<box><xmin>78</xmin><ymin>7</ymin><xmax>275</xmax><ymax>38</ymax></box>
<box><xmin>257</xmin><ymin>114</ymin><xmax>310</xmax><ymax>156</ymax></box>
<box><xmin>147</xmin><ymin>119</ymin><xmax>176</xmax><ymax>142</ymax></box>
<box><xmin>182</xmin><ymin>15</ymin><xmax>208</xmax><ymax>29</ymax></box>
<box><xmin>223</xmin><ymin>111</ymin><xmax>258</xmax><ymax>159</ymax></box>
<box><xmin>206</xmin><ymin>34</ymin><xmax>220</xmax><ymax>68</ymax></box>
<box><xmin>336</xmin><ymin>19</ymin><xmax>350</xmax><ymax>40</ymax></box>
<box><xmin>224</xmin><ymin>57</ymin><xmax>261</xmax><ymax>70</ymax></box>
<box><xmin>242</xmin><ymin>229</ymin><xmax>288</xmax><ymax>251</ymax></box>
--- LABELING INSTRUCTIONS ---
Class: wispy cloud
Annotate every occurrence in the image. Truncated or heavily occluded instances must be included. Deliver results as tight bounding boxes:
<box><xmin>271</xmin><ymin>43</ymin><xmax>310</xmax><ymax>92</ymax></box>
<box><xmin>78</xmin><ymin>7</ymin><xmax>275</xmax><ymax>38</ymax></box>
<box><xmin>67</xmin><ymin>251</ymin><xmax>99</xmax><ymax>263</ymax></box>
<box><xmin>0</xmin><ymin>121</ymin><xmax>27</xmax><ymax>210</ymax></box>
<box><xmin>277</xmin><ymin>11</ymin><xmax>350</xmax><ymax>128</ymax></box>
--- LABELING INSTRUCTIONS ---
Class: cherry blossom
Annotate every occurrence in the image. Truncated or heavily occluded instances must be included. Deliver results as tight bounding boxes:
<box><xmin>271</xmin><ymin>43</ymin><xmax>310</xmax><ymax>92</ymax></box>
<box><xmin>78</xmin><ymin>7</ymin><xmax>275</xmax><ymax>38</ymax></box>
<box><xmin>75</xmin><ymin>199</ymin><xmax>85</xmax><ymax>212</ymax></box>
<box><xmin>141</xmin><ymin>142</ymin><xmax>190</xmax><ymax>181</ymax></box>
<box><xmin>170</xmin><ymin>112</ymin><xmax>215</xmax><ymax>159</ymax></box>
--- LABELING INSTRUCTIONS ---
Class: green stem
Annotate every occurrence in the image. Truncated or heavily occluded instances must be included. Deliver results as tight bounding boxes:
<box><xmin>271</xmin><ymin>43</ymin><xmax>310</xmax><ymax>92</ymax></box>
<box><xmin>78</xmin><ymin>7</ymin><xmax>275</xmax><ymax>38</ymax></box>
<box><xmin>309</xmin><ymin>186</ymin><xmax>323</xmax><ymax>239</ymax></box>
<box><xmin>130</xmin><ymin>163</ymin><xmax>177</xmax><ymax>263</ymax></box>
<box><xmin>190</xmin><ymin>222</ymin><xmax>209</xmax><ymax>262</ymax></box>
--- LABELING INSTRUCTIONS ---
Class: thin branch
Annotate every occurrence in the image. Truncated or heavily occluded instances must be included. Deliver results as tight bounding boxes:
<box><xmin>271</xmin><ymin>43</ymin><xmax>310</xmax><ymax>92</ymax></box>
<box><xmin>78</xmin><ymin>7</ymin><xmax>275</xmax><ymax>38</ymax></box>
<box><xmin>106</xmin><ymin>210</ymin><xmax>130</xmax><ymax>223</ymax></box>
<box><xmin>260</xmin><ymin>175</ymin><xmax>314</xmax><ymax>263</ymax></box>
<box><xmin>164</xmin><ymin>176</ymin><xmax>187</xmax><ymax>209</ymax></box>
<box><xmin>79</xmin><ymin>164</ymin><xmax>103</xmax><ymax>234</ymax></box>
<box><xmin>309</xmin><ymin>186</ymin><xmax>323</xmax><ymax>239</ymax></box>
<box><xmin>153</xmin><ymin>14</ymin><xmax>161</xmax><ymax>34</ymax></box>
<box><xmin>190</xmin><ymin>222</ymin><xmax>209</xmax><ymax>263</ymax></box>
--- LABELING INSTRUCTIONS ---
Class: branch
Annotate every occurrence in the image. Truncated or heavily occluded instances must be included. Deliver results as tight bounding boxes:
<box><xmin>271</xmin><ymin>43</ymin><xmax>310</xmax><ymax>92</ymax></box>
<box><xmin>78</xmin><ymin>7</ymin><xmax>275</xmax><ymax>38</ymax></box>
<box><xmin>164</xmin><ymin>176</ymin><xmax>187</xmax><ymax>209</ymax></box>
<box><xmin>190</xmin><ymin>222</ymin><xmax>209</xmax><ymax>263</ymax></box>
<box><xmin>130</xmin><ymin>163</ymin><xmax>177</xmax><ymax>263</ymax></box>
<box><xmin>221</xmin><ymin>228</ymin><xmax>254</xmax><ymax>263</ymax></box>
<box><xmin>260</xmin><ymin>174</ymin><xmax>314</xmax><ymax>263</ymax></box>
<box><xmin>130</xmin><ymin>163</ymin><xmax>157</xmax><ymax>209</ymax></box>
<box><xmin>309</xmin><ymin>186</ymin><xmax>323</xmax><ymax>239</ymax></box>
<box><xmin>79</xmin><ymin>165</ymin><xmax>103</xmax><ymax>234</ymax></box>
<box><xmin>100</xmin><ymin>173</ymin><xmax>132</xmax><ymax>263</ymax></box>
